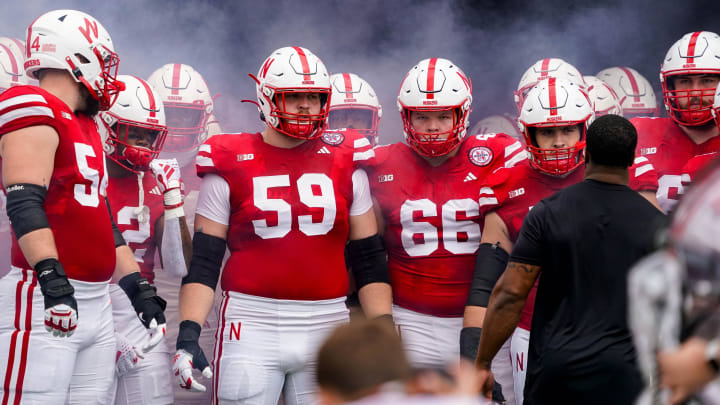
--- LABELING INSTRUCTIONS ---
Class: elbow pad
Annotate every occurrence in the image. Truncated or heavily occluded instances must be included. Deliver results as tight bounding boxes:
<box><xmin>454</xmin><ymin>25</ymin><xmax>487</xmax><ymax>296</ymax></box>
<box><xmin>347</xmin><ymin>234</ymin><xmax>389</xmax><ymax>289</ymax></box>
<box><xmin>466</xmin><ymin>243</ymin><xmax>509</xmax><ymax>307</ymax></box>
<box><xmin>105</xmin><ymin>197</ymin><xmax>126</xmax><ymax>247</ymax></box>
<box><xmin>182</xmin><ymin>232</ymin><xmax>226</xmax><ymax>290</ymax></box>
<box><xmin>5</xmin><ymin>183</ymin><xmax>50</xmax><ymax>239</ymax></box>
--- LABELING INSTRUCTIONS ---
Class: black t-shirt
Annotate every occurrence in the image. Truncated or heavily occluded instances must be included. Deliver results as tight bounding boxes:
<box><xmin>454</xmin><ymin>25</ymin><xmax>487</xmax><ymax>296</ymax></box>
<box><xmin>511</xmin><ymin>179</ymin><xmax>665</xmax><ymax>402</ymax></box>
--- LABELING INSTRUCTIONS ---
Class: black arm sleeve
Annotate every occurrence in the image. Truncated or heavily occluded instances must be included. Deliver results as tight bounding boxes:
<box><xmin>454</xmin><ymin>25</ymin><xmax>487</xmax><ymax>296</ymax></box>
<box><xmin>105</xmin><ymin>196</ymin><xmax>126</xmax><ymax>247</ymax></box>
<box><xmin>5</xmin><ymin>183</ymin><xmax>50</xmax><ymax>238</ymax></box>
<box><xmin>466</xmin><ymin>243</ymin><xmax>509</xmax><ymax>307</ymax></box>
<box><xmin>347</xmin><ymin>234</ymin><xmax>389</xmax><ymax>288</ymax></box>
<box><xmin>182</xmin><ymin>232</ymin><xmax>226</xmax><ymax>289</ymax></box>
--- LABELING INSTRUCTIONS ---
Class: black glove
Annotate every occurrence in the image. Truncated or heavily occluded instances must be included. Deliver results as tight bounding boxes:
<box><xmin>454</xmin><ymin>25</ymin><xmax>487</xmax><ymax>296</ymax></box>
<box><xmin>174</xmin><ymin>320</ymin><xmax>213</xmax><ymax>392</ymax></box>
<box><xmin>118</xmin><ymin>272</ymin><xmax>167</xmax><ymax>328</ymax></box>
<box><xmin>460</xmin><ymin>327</ymin><xmax>506</xmax><ymax>404</ymax></box>
<box><xmin>35</xmin><ymin>258</ymin><xmax>78</xmax><ymax>337</ymax></box>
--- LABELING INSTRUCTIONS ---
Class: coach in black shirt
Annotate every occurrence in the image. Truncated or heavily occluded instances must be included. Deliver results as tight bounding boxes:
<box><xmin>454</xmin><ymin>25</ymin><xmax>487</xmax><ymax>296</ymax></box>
<box><xmin>474</xmin><ymin>115</ymin><xmax>665</xmax><ymax>404</ymax></box>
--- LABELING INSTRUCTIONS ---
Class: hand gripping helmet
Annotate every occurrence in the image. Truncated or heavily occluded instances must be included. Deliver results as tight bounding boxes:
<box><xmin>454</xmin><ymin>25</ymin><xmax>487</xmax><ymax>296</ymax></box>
<box><xmin>329</xmin><ymin>73</ymin><xmax>382</xmax><ymax>146</ymax></box>
<box><xmin>518</xmin><ymin>77</ymin><xmax>594</xmax><ymax>176</ymax></box>
<box><xmin>669</xmin><ymin>161</ymin><xmax>720</xmax><ymax>321</ymax></box>
<box><xmin>397</xmin><ymin>58</ymin><xmax>472</xmax><ymax>156</ymax></box>
<box><xmin>469</xmin><ymin>114</ymin><xmax>523</xmax><ymax>143</ymax></box>
<box><xmin>146</xmin><ymin>63</ymin><xmax>214</xmax><ymax>157</ymax></box>
<box><xmin>660</xmin><ymin>31</ymin><xmax>720</xmax><ymax>126</ymax></box>
<box><xmin>24</xmin><ymin>9</ymin><xmax>123</xmax><ymax>111</ymax></box>
<box><xmin>250</xmin><ymin>46</ymin><xmax>331</xmax><ymax>140</ymax></box>
<box><xmin>584</xmin><ymin>75</ymin><xmax>623</xmax><ymax>117</ymax></box>
<box><xmin>596</xmin><ymin>66</ymin><xmax>659</xmax><ymax>118</ymax></box>
<box><xmin>99</xmin><ymin>75</ymin><xmax>167</xmax><ymax>172</ymax></box>
<box><xmin>514</xmin><ymin>58</ymin><xmax>585</xmax><ymax>112</ymax></box>
<box><xmin>0</xmin><ymin>37</ymin><xmax>28</xmax><ymax>91</ymax></box>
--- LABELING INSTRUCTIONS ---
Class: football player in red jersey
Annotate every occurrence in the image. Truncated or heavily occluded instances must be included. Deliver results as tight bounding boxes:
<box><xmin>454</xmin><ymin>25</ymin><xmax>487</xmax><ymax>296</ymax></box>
<box><xmin>463</xmin><ymin>77</ymin><xmax>660</xmax><ymax>405</ymax></box>
<box><xmin>328</xmin><ymin>72</ymin><xmax>383</xmax><ymax>147</ymax></box>
<box><xmin>99</xmin><ymin>75</ymin><xmax>193</xmax><ymax>404</ymax></box>
<box><xmin>0</xmin><ymin>10</ymin><xmax>166</xmax><ymax>404</ymax></box>
<box><xmin>366</xmin><ymin>58</ymin><xmax>524</xmax><ymax>369</ymax></box>
<box><xmin>632</xmin><ymin>31</ymin><xmax>720</xmax><ymax>212</ymax></box>
<box><xmin>146</xmin><ymin>63</ymin><xmax>222</xmax><ymax>405</ymax></box>
<box><xmin>171</xmin><ymin>46</ymin><xmax>392</xmax><ymax>403</ymax></box>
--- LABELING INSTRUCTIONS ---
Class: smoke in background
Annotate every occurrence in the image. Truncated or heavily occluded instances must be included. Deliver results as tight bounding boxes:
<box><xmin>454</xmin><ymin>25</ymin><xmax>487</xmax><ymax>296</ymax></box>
<box><xmin>2</xmin><ymin>0</ymin><xmax>718</xmax><ymax>144</ymax></box>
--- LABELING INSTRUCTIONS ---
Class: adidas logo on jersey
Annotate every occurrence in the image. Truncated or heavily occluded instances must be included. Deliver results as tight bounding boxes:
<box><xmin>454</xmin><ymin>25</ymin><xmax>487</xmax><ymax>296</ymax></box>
<box><xmin>509</xmin><ymin>188</ymin><xmax>525</xmax><ymax>198</ymax></box>
<box><xmin>640</xmin><ymin>147</ymin><xmax>657</xmax><ymax>155</ymax></box>
<box><xmin>149</xmin><ymin>186</ymin><xmax>162</xmax><ymax>195</ymax></box>
<box><xmin>317</xmin><ymin>146</ymin><xmax>331</xmax><ymax>154</ymax></box>
<box><xmin>463</xmin><ymin>172</ymin><xmax>478</xmax><ymax>182</ymax></box>
<box><xmin>378</xmin><ymin>174</ymin><xmax>394</xmax><ymax>183</ymax></box>
<box><xmin>237</xmin><ymin>153</ymin><xmax>254</xmax><ymax>161</ymax></box>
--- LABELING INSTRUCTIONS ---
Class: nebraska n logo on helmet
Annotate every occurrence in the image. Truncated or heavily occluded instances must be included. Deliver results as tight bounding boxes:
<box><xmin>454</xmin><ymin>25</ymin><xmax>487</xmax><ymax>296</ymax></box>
<box><xmin>250</xmin><ymin>46</ymin><xmax>332</xmax><ymax>140</ymax></box>
<box><xmin>397</xmin><ymin>57</ymin><xmax>473</xmax><ymax>157</ymax></box>
<box><xmin>518</xmin><ymin>77</ymin><xmax>594</xmax><ymax>176</ymax></box>
<box><xmin>24</xmin><ymin>9</ymin><xmax>124</xmax><ymax>111</ymax></box>
<box><xmin>660</xmin><ymin>31</ymin><xmax>720</xmax><ymax>126</ymax></box>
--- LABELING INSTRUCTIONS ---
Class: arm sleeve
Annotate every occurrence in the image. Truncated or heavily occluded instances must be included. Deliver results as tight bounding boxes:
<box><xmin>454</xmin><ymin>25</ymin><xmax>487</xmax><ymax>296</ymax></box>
<box><xmin>509</xmin><ymin>201</ymin><xmax>545</xmax><ymax>266</ymax></box>
<box><xmin>195</xmin><ymin>174</ymin><xmax>231</xmax><ymax>225</ymax></box>
<box><xmin>161</xmin><ymin>215</ymin><xmax>188</xmax><ymax>278</ymax></box>
<box><xmin>349</xmin><ymin>168</ymin><xmax>373</xmax><ymax>216</ymax></box>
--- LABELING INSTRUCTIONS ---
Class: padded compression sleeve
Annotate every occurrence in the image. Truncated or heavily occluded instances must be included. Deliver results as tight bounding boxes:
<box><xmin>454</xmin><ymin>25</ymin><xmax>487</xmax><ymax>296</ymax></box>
<box><xmin>466</xmin><ymin>243</ymin><xmax>509</xmax><ymax>307</ymax></box>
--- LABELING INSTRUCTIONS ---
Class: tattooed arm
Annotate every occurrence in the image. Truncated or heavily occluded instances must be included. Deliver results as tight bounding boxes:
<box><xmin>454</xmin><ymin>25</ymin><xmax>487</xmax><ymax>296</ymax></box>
<box><xmin>475</xmin><ymin>261</ymin><xmax>541</xmax><ymax>371</ymax></box>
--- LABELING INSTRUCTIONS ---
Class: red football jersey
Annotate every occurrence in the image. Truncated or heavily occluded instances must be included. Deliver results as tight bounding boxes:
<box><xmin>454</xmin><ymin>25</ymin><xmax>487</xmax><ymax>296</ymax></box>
<box><xmin>632</xmin><ymin>117</ymin><xmax>720</xmax><ymax>211</ymax></box>
<box><xmin>366</xmin><ymin>133</ymin><xmax>526</xmax><ymax>317</ymax></box>
<box><xmin>0</xmin><ymin>86</ymin><xmax>116</xmax><ymax>281</ymax></box>
<box><xmin>681</xmin><ymin>152</ymin><xmax>718</xmax><ymax>185</ymax></box>
<box><xmin>107</xmin><ymin>170</ymin><xmax>164</xmax><ymax>283</ymax></box>
<box><xmin>482</xmin><ymin>158</ymin><xmax>660</xmax><ymax>329</ymax></box>
<box><xmin>195</xmin><ymin>130</ymin><xmax>372</xmax><ymax>300</ymax></box>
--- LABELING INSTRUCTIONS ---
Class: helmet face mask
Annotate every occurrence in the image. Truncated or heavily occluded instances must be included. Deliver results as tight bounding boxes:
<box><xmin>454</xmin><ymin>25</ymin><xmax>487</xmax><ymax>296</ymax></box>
<box><xmin>518</xmin><ymin>77</ymin><xmax>593</xmax><ymax>176</ymax></box>
<box><xmin>253</xmin><ymin>46</ymin><xmax>332</xmax><ymax>140</ymax></box>
<box><xmin>660</xmin><ymin>31</ymin><xmax>720</xmax><ymax>126</ymax></box>
<box><xmin>397</xmin><ymin>58</ymin><xmax>472</xmax><ymax>157</ymax></box>
<box><xmin>329</xmin><ymin>73</ymin><xmax>382</xmax><ymax>145</ymax></box>
<box><xmin>100</xmin><ymin>75</ymin><xmax>167</xmax><ymax>172</ymax></box>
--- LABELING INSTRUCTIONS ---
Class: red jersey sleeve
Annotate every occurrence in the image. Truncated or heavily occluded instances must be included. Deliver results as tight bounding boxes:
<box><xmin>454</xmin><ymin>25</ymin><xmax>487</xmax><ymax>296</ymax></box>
<box><xmin>629</xmin><ymin>156</ymin><xmax>659</xmax><ymax>192</ymax></box>
<box><xmin>0</xmin><ymin>86</ymin><xmax>61</xmax><ymax>137</ymax></box>
<box><xmin>483</xmin><ymin>132</ymin><xmax>527</xmax><ymax>169</ymax></box>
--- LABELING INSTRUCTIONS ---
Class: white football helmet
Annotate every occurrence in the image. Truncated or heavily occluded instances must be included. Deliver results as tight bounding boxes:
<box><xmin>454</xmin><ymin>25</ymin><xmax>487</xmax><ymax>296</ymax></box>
<box><xmin>518</xmin><ymin>77</ymin><xmax>594</xmax><ymax>176</ymax></box>
<box><xmin>0</xmin><ymin>37</ymin><xmax>28</xmax><ymax>91</ymax></box>
<box><xmin>329</xmin><ymin>73</ymin><xmax>382</xmax><ymax>146</ymax></box>
<box><xmin>584</xmin><ymin>75</ymin><xmax>623</xmax><ymax>117</ymax></box>
<box><xmin>251</xmin><ymin>46</ymin><xmax>331</xmax><ymax>140</ymax></box>
<box><xmin>514</xmin><ymin>58</ymin><xmax>586</xmax><ymax>112</ymax></box>
<box><xmin>660</xmin><ymin>31</ymin><xmax>720</xmax><ymax>126</ymax></box>
<box><xmin>469</xmin><ymin>114</ymin><xmax>522</xmax><ymax>143</ymax></box>
<box><xmin>397</xmin><ymin>58</ymin><xmax>472</xmax><ymax>156</ymax></box>
<box><xmin>24</xmin><ymin>10</ymin><xmax>122</xmax><ymax>111</ymax></box>
<box><xmin>99</xmin><ymin>75</ymin><xmax>167</xmax><ymax>172</ymax></box>
<box><xmin>147</xmin><ymin>63</ymin><xmax>214</xmax><ymax>164</ymax></box>
<box><xmin>596</xmin><ymin>66</ymin><xmax>659</xmax><ymax>118</ymax></box>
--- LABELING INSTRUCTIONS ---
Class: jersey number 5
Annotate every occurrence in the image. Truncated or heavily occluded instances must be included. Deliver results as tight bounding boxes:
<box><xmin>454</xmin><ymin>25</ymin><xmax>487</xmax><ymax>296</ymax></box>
<box><xmin>400</xmin><ymin>199</ymin><xmax>480</xmax><ymax>257</ymax></box>
<box><xmin>252</xmin><ymin>174</ymin><xmax>336</xmax><ymax>239</ymax></box>
<box><xmin>74</xmin><ymin>142</ymin><xmax>108</xmax><ymax>207</ymax></box>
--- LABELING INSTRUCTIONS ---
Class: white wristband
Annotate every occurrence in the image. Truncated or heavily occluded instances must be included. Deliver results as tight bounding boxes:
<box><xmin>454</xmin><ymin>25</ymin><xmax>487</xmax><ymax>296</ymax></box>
<box><xmin>164</xmin><ymin>188</ymin><xmax>183</xmax><ymax>207</ymax></box>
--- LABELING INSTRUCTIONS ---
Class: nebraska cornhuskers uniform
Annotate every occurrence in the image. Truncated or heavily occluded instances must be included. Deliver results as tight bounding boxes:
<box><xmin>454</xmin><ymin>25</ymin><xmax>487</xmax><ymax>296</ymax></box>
<box><xmin>0</xmin><ymin>85</ymin><xmax>116</xmax><ymax>403</ymax></box>
<box><xmin>369</xmin><ymin>133</ymin><xmax>525</xmax><ymax>317</ymax></box>
<box><xmin>196</xmin><ymin>131</ymin><xmax>371</xmax><ymax>299</ymax></box>
<box><xmin>632</xmin><ymin>117</ymin><xmax>720</xmax><ymax>212</ymax></box>
<box><xmin>0</xmin><ymin>86</ymin><xmax>116</xmax><ymax>279</ymax></box>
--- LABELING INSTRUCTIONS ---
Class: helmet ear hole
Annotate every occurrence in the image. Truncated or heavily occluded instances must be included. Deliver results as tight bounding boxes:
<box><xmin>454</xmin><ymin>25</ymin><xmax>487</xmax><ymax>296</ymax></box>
<box><xmin>74</xmin><ymin>53</ymin><xmax>90</xmax><ymax>64</ymax></box>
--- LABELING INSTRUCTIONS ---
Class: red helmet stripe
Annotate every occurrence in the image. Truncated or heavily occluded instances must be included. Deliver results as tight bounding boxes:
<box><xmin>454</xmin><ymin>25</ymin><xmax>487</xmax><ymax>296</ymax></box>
<box><xmin>135</xmin><ymin>76</ymin><xmax>157</xmax><ymax>118</ymax></box>
<box><xmin>687</xmin><ymin>31</ymin><xmax>702</xmax><ymax>64</ymax></box>
<box><xmin>171</xmin><ymin>63</ymin><xmax>182</xmax><ymax>96</ymax></box>
<box><xmin>26</xmin><ymin>16</ymin><xmax>41</xmax><ymax>58</ymax></box>
<box><xmin>619</xmin><ymin>67</ymin><xmax>641</xmax><ymax>102</ymax></box>
<box><xmin>10</xmin><ymin>38</ymin><xmax>24</xmax><ymax>54</ymax></box>
<box><xmin>540</xmin><ymin>58</ymin><xmax>551</xmax><ymax>78</ymax></box>
<box><xmin>426</xmin><ymin>58</ymin><xmax>438</xmax><ymax>100</ymax></box>
<box><xmin>292</xmin><ymin>46</ymin><xmax>311</xmax><ymax>81</ymax></box>
<box><xmin>342</xmin><ymin>73</ymin><xmax>353</xmax><ymax>97</ymax></box>
<box><xmin>0</xmin><ymin>44</ymin><xmax>19</xmax><ymax>82</ymax></box>
<box><xmin>548</xmin><ymin>77</ymin><xmax>558</xmax><ymax>116</ymax></box>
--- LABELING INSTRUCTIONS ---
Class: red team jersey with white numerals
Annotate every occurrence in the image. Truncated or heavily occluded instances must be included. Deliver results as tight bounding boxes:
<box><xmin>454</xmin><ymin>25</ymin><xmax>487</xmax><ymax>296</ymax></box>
<box><xmin>195</xmin><ymin>130</ymin><xmax>372</xmax><ymax>300</ymax></box>
<box><xmin>0</xmin><ymin>86</ymin><xmax>116</xmax><ymax>281</ymax></box>
<box><xmin>632</xmin><ymin>117</ymin><xmax>720</xmax><ymax>212</ymax></box>
<box><xmin>483</xmin><ymin>159</ymin><xmax>659</xmax><ymax>329</ymax></box>
<box><xmin>107</xmin><ymin>171</ymin><xmax>164</xmax><ymax>282</ymax></box>
<box><xmin>366</xmin><ymin>133</ymin><xmax>526</xmax><ymax>317</ymax></box>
